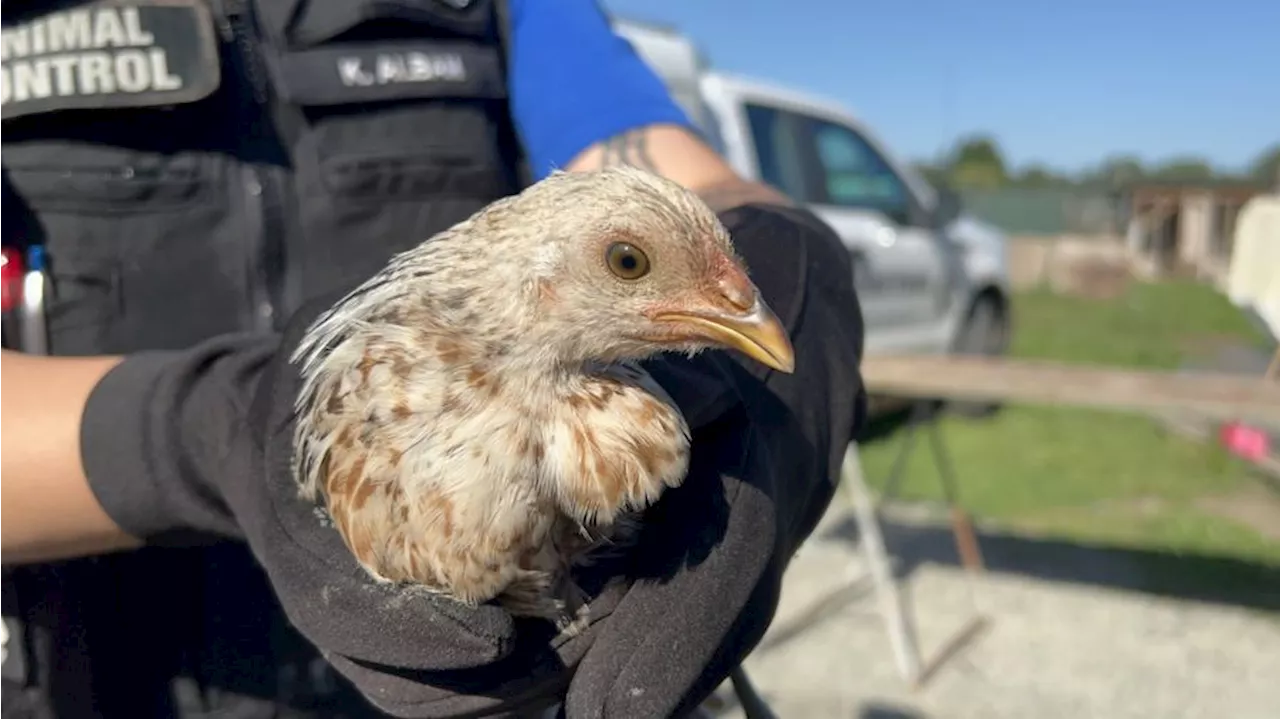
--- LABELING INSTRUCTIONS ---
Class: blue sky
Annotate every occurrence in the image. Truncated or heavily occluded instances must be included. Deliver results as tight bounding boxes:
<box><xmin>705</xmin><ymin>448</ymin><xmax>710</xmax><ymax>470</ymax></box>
<box><xmin>602</xmin><ymin>0</ymin><xmax>1279</xmax><ymax>175</ymax></box>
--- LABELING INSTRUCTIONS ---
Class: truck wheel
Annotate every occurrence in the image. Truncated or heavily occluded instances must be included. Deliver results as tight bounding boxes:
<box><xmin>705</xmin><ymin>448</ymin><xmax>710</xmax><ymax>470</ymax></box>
<box><xmin>949</xmin><ymin>294</ymin><xmax>1009</xmax><ymax>418</ymax></box>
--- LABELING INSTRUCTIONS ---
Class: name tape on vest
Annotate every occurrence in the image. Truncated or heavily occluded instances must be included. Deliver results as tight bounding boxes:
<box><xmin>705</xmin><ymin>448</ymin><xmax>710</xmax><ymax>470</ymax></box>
<box><xmin>268</xmin><ymin>41</ymin><xmax>505</xmax><ymax>107</ymax></box>
<box><xmin>1</xmin><ymin>0</ymin><xmax>221</xmax><ymax>120</ymax></box>
<box><xmin>337</xmin><ymin>52</ymin><xmax>467</xmax><ymax>88</ymax></box>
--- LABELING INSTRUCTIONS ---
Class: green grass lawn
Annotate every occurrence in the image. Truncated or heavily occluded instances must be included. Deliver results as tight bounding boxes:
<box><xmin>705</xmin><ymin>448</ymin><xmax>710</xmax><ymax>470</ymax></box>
<box><xmin>1008</xmin><ymin>280</ymin><xmax>1274</xmax><ymax>369</ymax></box>
<box><xmin>860</xmin><ymin>279</ymin><xmax>1280</xmax><ymax>566</ymax></box>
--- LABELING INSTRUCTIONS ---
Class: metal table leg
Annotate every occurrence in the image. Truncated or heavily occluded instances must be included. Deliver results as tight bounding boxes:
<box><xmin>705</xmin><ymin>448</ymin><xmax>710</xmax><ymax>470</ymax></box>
<box><xmin>840</xmin><ymin>442</ymin><xmax>924</xmax><ymax>683</ymax></box>
<box><xmin>840</xmin><ymin>401</ymin><xmax>991</xmax><ymax>688</ymax></box>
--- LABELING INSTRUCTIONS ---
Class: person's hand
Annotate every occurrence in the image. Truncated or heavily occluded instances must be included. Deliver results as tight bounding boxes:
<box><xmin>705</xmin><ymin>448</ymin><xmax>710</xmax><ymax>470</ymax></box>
<box><xmin>86</xmin><ymin>296</ymin><xmax>584</xmax><ymax>717</ymax></box>
<box><xmin>77</xmin><ymin>199</ymin><xmax>864</xmax><ymax>718</ymax></box>
<box><xmin>239</xmin><ymin>201</ymin><xmax>865</xmax><ymax>718</ymax></box>
<box><xmin>225</xmin><ymin>298</ymin><xmax>579</xmax><ymax>718</ymax></box>
<box><xmin>562</xmin><ymin>203</ymin><xmax>868</xmax><ymax>717</ymax></box>
<box><xmin>254</xmin><ymin>201</ymin><xmax>863</xmax><ymax>719</ymax></box>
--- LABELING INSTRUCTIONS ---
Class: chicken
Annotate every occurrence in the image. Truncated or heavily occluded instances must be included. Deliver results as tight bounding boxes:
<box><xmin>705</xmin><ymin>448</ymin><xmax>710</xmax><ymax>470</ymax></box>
<box><xmin>289</xmin><ymin>166</ymin><xmax>795</xmax><ymax>632</ymax></box>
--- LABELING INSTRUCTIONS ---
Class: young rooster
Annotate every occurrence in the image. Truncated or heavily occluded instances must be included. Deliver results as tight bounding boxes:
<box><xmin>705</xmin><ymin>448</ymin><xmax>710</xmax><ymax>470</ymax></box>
<box><xmin>290</xmin><ymin>166</ymin><xmax>795</xmax><ymax>633</ymax></box>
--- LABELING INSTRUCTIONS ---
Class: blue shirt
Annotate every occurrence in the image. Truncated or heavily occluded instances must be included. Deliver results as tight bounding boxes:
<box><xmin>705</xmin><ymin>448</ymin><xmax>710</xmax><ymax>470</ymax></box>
<box><xmin>507</xmin><ymin>0</ymin><xmax>695</xmax><ymax>180</ymax></box>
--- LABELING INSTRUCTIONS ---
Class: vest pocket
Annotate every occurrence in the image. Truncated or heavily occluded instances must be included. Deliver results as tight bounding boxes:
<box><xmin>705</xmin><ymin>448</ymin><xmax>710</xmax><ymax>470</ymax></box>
<box><xmin>252</xmin><ymin>0</ymin><xmax>515</xmax><ymax>207</ymax></box>
<box><xmin>263</xmin><ymin>32</ymin><xmax>519</xmax><ymax>303</ymax></box>
<box><xmin>287</xmin><ymin>97</ymin><xmax>517</xmax><ymax>305</ymax></box>
<box><xmin>3</xmin><ymin>144</ymin><xmax>240</xmax><ymax>354</ymax></box>
<box><xmin>247</xmin><ymin>0</ymin><xmax>521</xmax><ymax>308</ymax></box>
<box><xmin>302</xmin><ymin>100</ymin><xmax>511</xmax><ymax>202</ymax></box>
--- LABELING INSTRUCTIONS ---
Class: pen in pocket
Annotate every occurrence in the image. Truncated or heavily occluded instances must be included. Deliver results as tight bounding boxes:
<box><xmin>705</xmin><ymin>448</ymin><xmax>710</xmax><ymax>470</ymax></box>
<box><xmin>19</xmin><ymin>245</ymin><xmax>50</xmax><ymax>355</ymax></box>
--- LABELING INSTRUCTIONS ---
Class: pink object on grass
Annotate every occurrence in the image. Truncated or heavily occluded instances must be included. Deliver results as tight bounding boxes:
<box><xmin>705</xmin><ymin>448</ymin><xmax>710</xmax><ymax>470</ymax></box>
<box><xmin>1220</xmin><ymin>422</ymin><xmax>1270</xmax><ymax>462</ymax></box>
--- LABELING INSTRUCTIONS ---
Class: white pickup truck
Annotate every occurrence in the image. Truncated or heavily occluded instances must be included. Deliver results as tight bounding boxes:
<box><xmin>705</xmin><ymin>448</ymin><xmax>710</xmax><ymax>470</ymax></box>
<box><xmin>612</xmin><ymin>18</ymin><xmax>1013</xmax><ymax>384</ymax></box>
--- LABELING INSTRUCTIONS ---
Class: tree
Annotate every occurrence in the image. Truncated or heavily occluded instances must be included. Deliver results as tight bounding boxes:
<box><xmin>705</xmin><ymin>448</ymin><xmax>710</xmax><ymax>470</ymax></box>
<box><xmin>1014</xmin><ymin>163</ymin><xmax>1071</xmax><ymax>188</ymax></box>
<box><xmin>1083</xmin><ymin>155</ymin><xmax>1146</xmax><ymax>189</ymax></box>
<box><xmin>947</xmin><ymin>136</ymin><xmax>1008</xmax><ymax>189</ymax></box>
<box><xmin>911</xmin><ymin>161</ymin><xmax>950</xmax><ymax>189</ymax></box>
<box><xmin>1150</xmin><ymin>156</ymin><xmax>1215</xmax><ymax>182</ymax></box>
<box><xmin>1249</xmin><ymin>143</ymin><xmax>1280</xmax><ymax>187</ymax></box>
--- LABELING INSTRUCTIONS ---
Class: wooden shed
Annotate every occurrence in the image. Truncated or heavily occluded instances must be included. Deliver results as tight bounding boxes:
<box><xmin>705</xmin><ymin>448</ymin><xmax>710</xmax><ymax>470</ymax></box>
<box><xmin>1124</xmin><ymin>179</ymin><xmax>1273</xmax><ymax>282</ymax></box>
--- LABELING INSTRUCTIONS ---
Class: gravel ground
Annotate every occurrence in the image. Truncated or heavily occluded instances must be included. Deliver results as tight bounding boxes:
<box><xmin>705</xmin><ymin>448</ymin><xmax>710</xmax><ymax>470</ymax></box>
<box><xmin>702</xmin><ymin>506</ymin><xmax>1280</xmax><ymax>719</ymax></box>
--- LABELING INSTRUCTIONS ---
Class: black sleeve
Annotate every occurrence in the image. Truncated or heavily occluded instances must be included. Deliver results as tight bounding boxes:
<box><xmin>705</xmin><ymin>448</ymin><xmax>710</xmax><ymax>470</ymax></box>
<box><xmin>79</xmin><ymin>332</ymin><xmax>281</xmax><ymax>544</ymax></box>
<box><xmin>717</xmin><ymin>202</ymin><xmax>867</xmax><ymax>551</ymax></box>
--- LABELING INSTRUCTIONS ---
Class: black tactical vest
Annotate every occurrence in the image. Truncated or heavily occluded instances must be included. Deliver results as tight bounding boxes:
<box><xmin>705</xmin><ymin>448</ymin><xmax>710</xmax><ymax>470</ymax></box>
<box><xmin>1</xmin><ymin>0</ymin><xmax>524</xmax><ymax>715</ymax></box>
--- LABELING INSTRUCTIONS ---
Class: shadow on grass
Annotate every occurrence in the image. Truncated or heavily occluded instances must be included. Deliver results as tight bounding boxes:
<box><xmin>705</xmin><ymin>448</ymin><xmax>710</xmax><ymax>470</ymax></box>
<box><xmin>820</xmin><ymin>512</ymin><xmax>1280</xmax><ymax>614</ymax></box>
<box><xmin>859</xmin><ymin>401</ymin><xmax>918</xmax><ymax>444</ymax></box>
<box><xmin>849</xmin><ymin>402</ymin><xmax>1280</xmax><ymax>612</ymax></box>
<box><xmin>859</xmin><ymin>399</ymin><xmax>990</xmax><ymax>444</ymax></box>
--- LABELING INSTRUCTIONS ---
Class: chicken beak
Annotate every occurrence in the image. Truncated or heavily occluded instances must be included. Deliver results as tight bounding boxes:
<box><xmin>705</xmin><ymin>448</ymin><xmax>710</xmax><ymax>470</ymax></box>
<box><xmin>656</xmin><ymin>297</ymin><xmax>796</xmax><ymax>374</ymax></box>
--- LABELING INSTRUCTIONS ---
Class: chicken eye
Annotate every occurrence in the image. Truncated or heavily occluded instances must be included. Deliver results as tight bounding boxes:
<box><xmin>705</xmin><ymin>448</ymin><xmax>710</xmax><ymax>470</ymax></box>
<box><xmin>605</xmin><ymin>242</ymin><xmax>651</xmax><ymax>280</ymax></box>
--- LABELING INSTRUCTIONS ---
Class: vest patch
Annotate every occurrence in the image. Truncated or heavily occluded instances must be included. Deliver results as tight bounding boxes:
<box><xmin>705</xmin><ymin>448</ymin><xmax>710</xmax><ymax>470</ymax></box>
<box><xmin>0</xmin><ymin>0</ymin><xmax>221</xmax><ymax>120</ymax></box>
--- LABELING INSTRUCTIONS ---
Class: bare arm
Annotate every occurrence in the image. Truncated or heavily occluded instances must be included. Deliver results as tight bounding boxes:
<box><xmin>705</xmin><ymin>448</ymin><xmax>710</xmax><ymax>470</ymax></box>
<box><xmin>564</xmin><ymin>123</ymin><xmax>797</xmax><ymax>213</ymax></box>
<box><xmin>1</xmin><ymin>349</ymin><xmax>142</xmax><ymax>563</ymax></box>
<box><xmin>2</xmin><ymin>332</ymin><xmax>268</xmax><ymax>565</ymax></box>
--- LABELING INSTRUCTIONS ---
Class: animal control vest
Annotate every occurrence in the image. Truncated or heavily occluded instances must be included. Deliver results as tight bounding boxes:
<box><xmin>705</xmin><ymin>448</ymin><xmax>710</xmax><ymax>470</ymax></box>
<box><xmin>1</xmin><ymin>0</ymin><xmax>524</xmax><ymax>715</ymax></box>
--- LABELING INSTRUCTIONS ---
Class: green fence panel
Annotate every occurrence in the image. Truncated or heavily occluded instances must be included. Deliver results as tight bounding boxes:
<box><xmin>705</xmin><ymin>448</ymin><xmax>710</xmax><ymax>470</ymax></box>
<box><xmin>960</xmin><ymin>188</ymin><xmax>1125</xmax><ymax>236</ymax></box>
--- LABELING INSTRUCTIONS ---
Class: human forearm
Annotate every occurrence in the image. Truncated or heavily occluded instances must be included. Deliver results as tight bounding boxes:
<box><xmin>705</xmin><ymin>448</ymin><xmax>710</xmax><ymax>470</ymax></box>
<box><xmin>1</xmin><ymin>334</ymin><xmax>275</xmax><ymax>564</ymax></box>
<box><xmin>0</xmin><ymin>349</ymin><xmax>140</xmax><ymax>563</ymax></box>
<box><xmin>563</xmin><ymin>123</ymin><xmax>796</xmax><ymax>212</ymax></box>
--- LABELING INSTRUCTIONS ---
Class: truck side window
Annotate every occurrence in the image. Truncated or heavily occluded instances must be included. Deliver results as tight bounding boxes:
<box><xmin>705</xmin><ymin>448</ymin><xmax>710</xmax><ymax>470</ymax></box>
<box><xmin>809</xmin><ymin>120</ymin><xmax>911</xmax><ymax>224</ymax></box>
<box><xmin>744</xmin><ymin>103</ymin><xmax>809</xmax><ymax>202</ymax></box>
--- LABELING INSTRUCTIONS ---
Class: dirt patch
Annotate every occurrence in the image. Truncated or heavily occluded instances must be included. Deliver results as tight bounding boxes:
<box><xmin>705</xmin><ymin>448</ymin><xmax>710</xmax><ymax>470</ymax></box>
<box><xmin>1195</xmin><ymin>485</ymin><xmax>1280</xmax><ymax>541</ymax></box>
<box><xmin>1049</xmin><ymin>256</ymin><xmax>1133</xmax><ymax>299</ymax></box>
<box><xmin>1178</xmin><ymin>334</ymin><xmax>1254</xmax><ymax>358</ymax></box>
